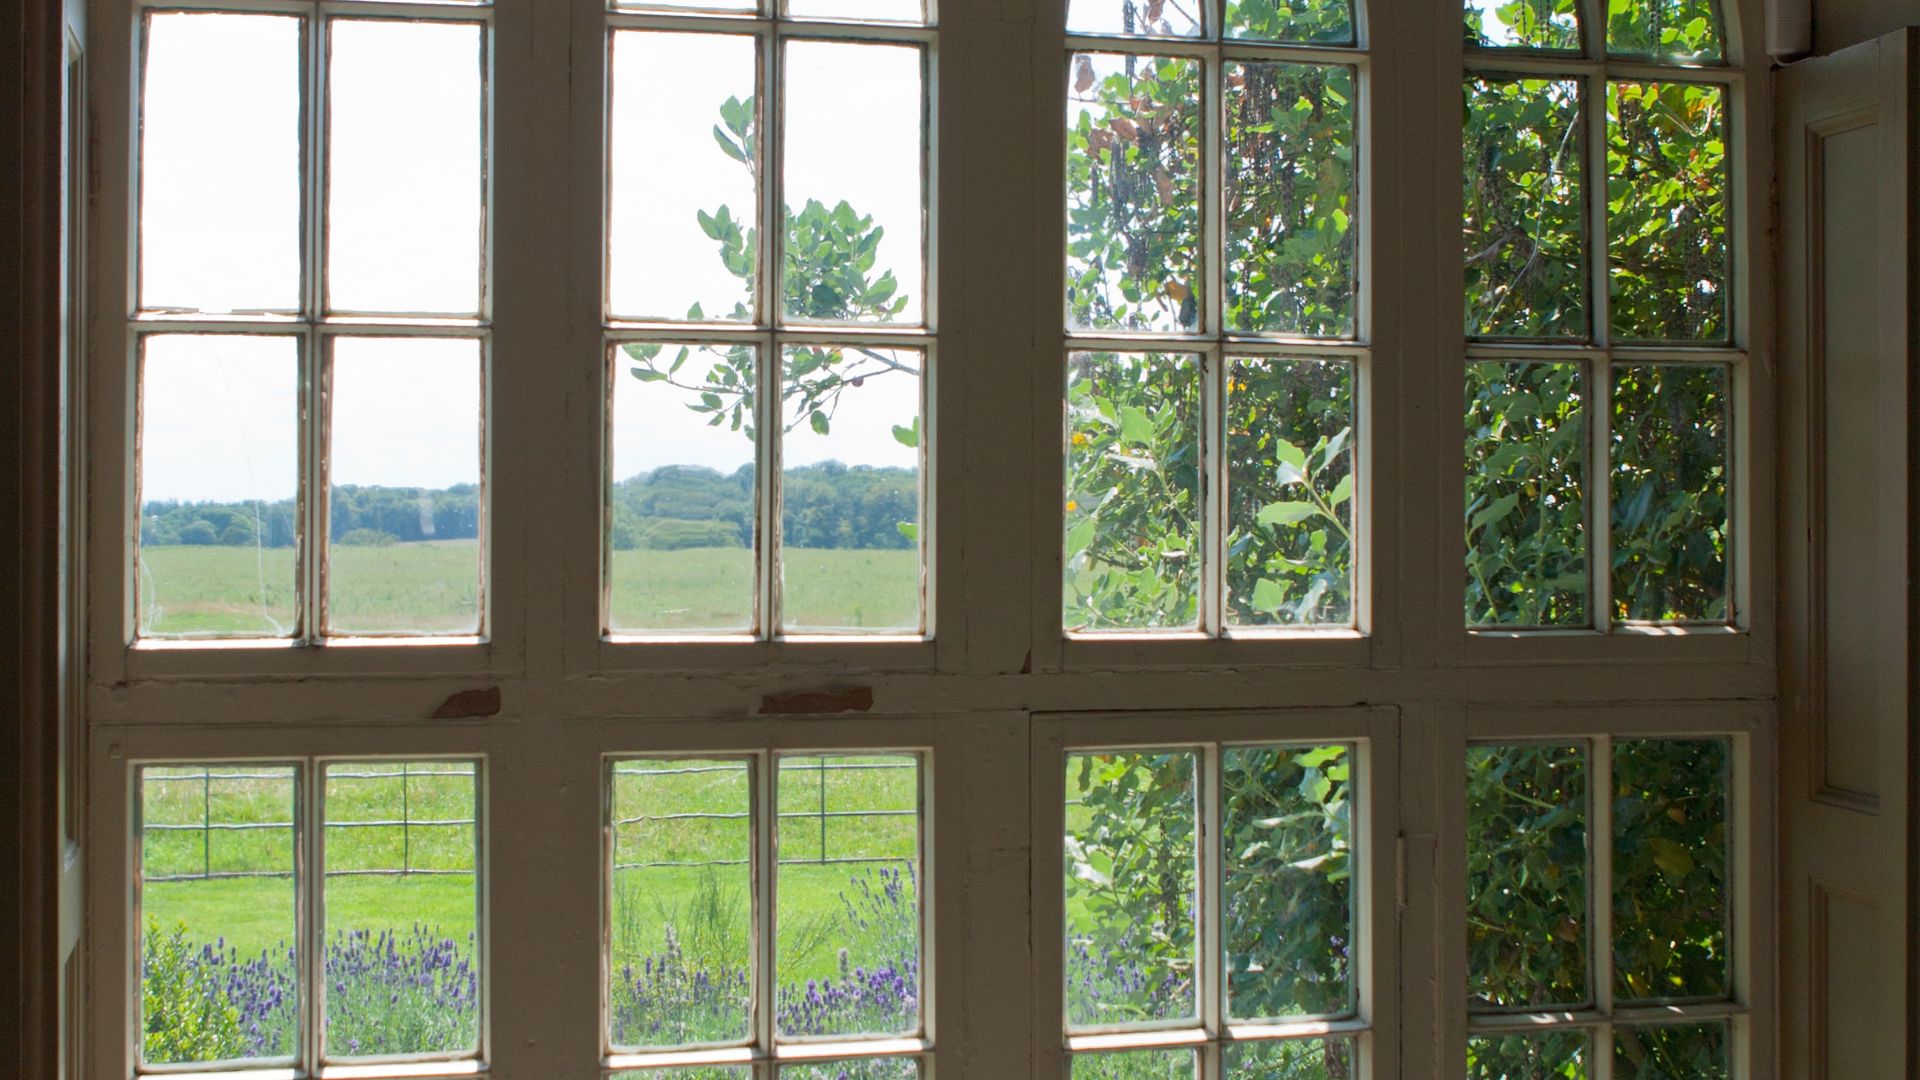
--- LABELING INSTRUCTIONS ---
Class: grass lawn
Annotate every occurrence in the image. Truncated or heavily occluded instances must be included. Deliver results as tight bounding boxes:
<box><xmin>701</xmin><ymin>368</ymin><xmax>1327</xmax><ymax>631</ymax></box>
<box><xmin>138</xmin><ymin>543</ymin><xmax>920</xmax><ymax>636</ymax></box>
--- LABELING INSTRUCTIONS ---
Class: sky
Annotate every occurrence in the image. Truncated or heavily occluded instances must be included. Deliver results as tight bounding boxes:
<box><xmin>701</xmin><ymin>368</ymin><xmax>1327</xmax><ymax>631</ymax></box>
<box><xmin>138</xmin><ymin>9</ymin><xmax>925</xmax><ymax>504</ymax></box>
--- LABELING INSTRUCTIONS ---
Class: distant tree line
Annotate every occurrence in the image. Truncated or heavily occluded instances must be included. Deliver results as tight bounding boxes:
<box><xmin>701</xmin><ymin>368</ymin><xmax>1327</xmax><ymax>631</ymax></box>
<box><xmin>141</xmin><ymin>466</ymin><xmax>914</xmax><ymax>551</ymax></box>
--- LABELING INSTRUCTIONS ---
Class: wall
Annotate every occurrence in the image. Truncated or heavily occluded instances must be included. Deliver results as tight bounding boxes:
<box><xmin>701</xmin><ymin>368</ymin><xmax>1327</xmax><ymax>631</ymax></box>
<box><xmin>1815</xmin><ymin>0</ymin><xmax>1919</xmax><ymax>53</ymax></box>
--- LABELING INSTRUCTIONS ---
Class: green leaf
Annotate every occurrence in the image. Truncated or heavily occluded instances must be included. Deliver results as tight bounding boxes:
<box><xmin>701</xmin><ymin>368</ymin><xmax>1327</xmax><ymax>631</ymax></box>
<box><xmin>892</xmin><ymin>421</ymin><xmax>919</xmax><ymax>448</ymax></box>
<box><xmin>1065</xmin><ymin>517</ymin><xmax>1096</xmax><ymax>559</ymax></box>
<box><xmin>1258</xmin><ymin>501</ymin><xmax>1316</xmax><ymax>526</ymax></box>
<box><xmin>629</xmin><ymin>367</ymin><xmax>668</xmax><ymax>382</ymax></box>
<box><xmin>1470</xmin><ymin>492</ymin><xmax>1520</xmax><ymax>532</ymax></box>
<box><xmin>1251</xmin><ymin>577</ymin><xmax>1286</xmax><ymax>611</ymax></box>
<box><xmin>897</xmin><ymin>521</ymin><xmax>918</xmax><ymax>542</ymax></box>
<box><xmin>810</xmin><ymin>410</ymin><xmax>830</xmax><ymax>436</ymax></box>
<box><xmin>1119</xmin><ymin>406</ymin><xmax>1154</xmax><ymax>445</ymax></box>
<box><xmin>1649</xmin><ymin>837</ymin><xmax>1695</xmax><ymax>880</ymax></box>
<box><xmin>1275</xmin><ymin>439</ymin><xmax>1309</xmax><ymax>485</ymax></box>
<box><xmin>711</xmin><ymin>125</ymin><xmax>746</xmax><ymax>163</ymax></box>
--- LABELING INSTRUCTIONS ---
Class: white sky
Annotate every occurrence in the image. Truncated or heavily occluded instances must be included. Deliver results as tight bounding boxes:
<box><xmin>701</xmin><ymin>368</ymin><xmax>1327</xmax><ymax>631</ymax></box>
<box><xmin>140</xmin><ymin>11</ymin><xmax>923</xmax><ymax>504</ymax></box>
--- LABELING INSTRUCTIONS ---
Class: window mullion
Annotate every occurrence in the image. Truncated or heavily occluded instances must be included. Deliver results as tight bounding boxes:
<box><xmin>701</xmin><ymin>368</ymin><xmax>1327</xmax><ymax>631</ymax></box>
<box><xmin>1588</xmin><ymin>355</ymin><xmax>1614</xmax><ymax>629</ymax></box>
<box><xmin>755</xmin><ymin>753</ymin><xmax>777</xmax><ymax>1055</ymax></box>
<box><xmin>301</xmin><ymin>760</ymin><xmax>324</xmax><ymax>1073</ymax></box>
<box><xmin>1199</xmin><ymin>743</ymin><xmax>1223</xmax><ymax>1042</ymax></box>
<box><xmin>1589</xmin><ymin>733</ymin><xmax>1615</xmax><ymax>1077</ymax></box>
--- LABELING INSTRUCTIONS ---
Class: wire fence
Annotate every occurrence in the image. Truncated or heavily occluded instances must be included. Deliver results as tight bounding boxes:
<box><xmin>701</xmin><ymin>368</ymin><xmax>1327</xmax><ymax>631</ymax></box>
<box><xmin>142</xmin><ymin>759</ymin><xmax>916</xmax><ymax>883</ymax></box>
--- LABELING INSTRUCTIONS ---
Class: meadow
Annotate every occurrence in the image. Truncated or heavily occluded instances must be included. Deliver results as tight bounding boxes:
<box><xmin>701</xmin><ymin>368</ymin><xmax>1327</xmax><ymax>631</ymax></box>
<box><xmin>136</xmin><ymin>542</ymin><xmax>920</xmax><ymax>636</ymax></box>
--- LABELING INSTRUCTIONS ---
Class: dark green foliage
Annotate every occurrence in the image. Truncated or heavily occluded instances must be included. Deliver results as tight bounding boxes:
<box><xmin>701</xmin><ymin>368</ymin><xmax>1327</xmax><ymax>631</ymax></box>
<box><xmin>1464</xmin><ymin>362</ymin><xmax>1587</xmax><ymax>626</ymax></box>
<box><xmin>1609</xmin><ymin>364</ymin><xmax>1727</xmax><ymax>622</ymax></box>
<box><xmin>1463</xmin><ymin>77</ymin><xmax>1587</xmax><ymax>338</ymax></box>
<box><xmin>1224</xmin><ymin>1037</ymin><xmax>1354</xmax><ymax>1079</ymax></box>
<box><xmin>1064</xmin><ymin>353</ymin><xmax>1202</xmax><ymax>631</ymax></box>
<box><xmin>1466</xmin><ymin>744</ymin><xmax>1589</xmax><ymax>1009</ymax></box>
<box><xmin>1612</xmin><ymin>739</ymin><xmax>1729</xmax><ymax>1002</ymax></box>
<box><xmin>1225</xmin><ymin>62</ymin><xmax>1356</xmax><ymax>337</ymax></box>
<box><xmin>1225</xmin><ymin>358</ymin><xmax>1354</xmax><ymax>627</ymax></box>
<box><xmin>610</xmin><ymin>463</ymin><xmax>915</xmax><ymax>552</ymax></box>
<box><xmin>1467</xmin><ymin>1030</ymin><xmax>1589</xmax><ymax>1079</ymax></box>
<box><xmin>1606</xmin><ymin>0</ymin><xmax>1723</xmax><ymax>62</ymax></box>
<box><xmin>1463</xmin><ymin>0</ymin><xmax>1581</xmax><ymax>50</ymax></box>
<box><xmin>142</xmin><ymin>500</ymin><xmax>296</xmax><ymax>548</ymax></box>
<box><xmin>1226</xmin><ymin>0</ymin><xmax>1356</xmax><ymax>45</ymax></box>
<box><xmin>1607</xmin><ymin>81</ymin><xmax>1728</xmax><ymax>342</ymax></box>
<box><xmin>1614</xmin><ymin>1021</ymin><xmax>1730</xmax><ymax>1079</ymax></box>
<box><xmin>1071</xmin><ymin>1048</ymin><xmax>1193</xmax><ymax>1080</ymax></box>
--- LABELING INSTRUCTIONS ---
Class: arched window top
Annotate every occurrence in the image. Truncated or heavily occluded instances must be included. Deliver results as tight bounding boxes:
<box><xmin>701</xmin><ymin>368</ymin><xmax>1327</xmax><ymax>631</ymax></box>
<box><xmin>1465</xmin><ymin>0</ymin><xmax>1726</xmax><ymax>64</ymax></box>
<box><xmin>1068</xmin><ymin>0</ymin><xmax>1361</xmax><ymax>49</ymax></box>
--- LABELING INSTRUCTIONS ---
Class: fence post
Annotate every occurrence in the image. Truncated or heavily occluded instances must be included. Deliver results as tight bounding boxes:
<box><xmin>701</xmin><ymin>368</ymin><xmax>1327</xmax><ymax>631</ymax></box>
<box><xmin>202</xmin><ymin>768</ymin><xmax>212</xmax><ymax>880</ymax></box>
<box><xmin>401</xmin><ymin>763</ymin><xmax>411</xmax><ymax>876</ymax></box>
<box><xmin>817</xmin><ymin>757</ymin><xmax>829</xmax><ymax>862</ymax></box>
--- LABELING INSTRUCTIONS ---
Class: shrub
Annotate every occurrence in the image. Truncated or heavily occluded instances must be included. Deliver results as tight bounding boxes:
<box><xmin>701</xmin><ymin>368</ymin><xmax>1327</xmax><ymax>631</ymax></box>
<box><xmin>176</xmin><ymin>521</ymin><xmax>218</xmax><ymax>546</ymax></box>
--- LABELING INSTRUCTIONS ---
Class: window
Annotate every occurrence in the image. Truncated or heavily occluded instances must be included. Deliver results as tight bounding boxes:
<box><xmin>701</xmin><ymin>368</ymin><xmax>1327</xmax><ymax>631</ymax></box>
<box><xmin>131</xmin><ymin>3</ymin><xmax>490</xmax><ymax>643</ymax></box>
<box><xmin>604</xmin><ymin>0</ymin><xmax>933</xmax><ymax>639</ymax></box>
<box><xmin>605</xmin><ymin>754</ymin><xmax>927</xmax><ymax>1074</ymax></box>
<box><xmin>1062</xmin><ymin>0</ymin><xmax>1365</xmax><ymax>636</ymax></box>
<box><xmin>81</xmin><ymin>0</ymin><xmax>1777</xmax><ymax>1078</ymax></box>
<box><xmin>1461</xmin><ymin>0</ymin><xmax>1737</xmax><ymax>631</ymax></box>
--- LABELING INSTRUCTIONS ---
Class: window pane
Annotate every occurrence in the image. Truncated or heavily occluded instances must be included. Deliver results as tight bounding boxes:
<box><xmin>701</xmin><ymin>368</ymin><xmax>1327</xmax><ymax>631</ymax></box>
<box><xmin>608</xmin><ymin>31</ymin><xmax>758</xmax><ymax>323</ymax></box>
<box><xmin>1466</xmin><ymin>743</ymin><xmax>1588</xmax><ymax>1010</ymax></box>
<box><xmin>1467</xmin><ymin>1031</ymin><xmax>1589</xmax><ymax>1079</ymax></box>
<box><xmin>1067</xmin><ymin>0</ymin><xmax>1202</xmax><ymax>37</ymax></box>
<box><xmin>1606</xmin><ymin>0</ymin><xmax>1723</xmax><ymax>61</ymax></box>
<box><xmin>1224</xmin><ymin>63</ymin><xmax>1357</xmax><ymax>337</ymax></box>
<box><xmin>1613</xmin><ymin>738</ymin><xmax>1729</xmax><ymax>1002</ymax></box>
<box><xmin>322</xmin><ymin>761</ymin><xmax>480</xmax><ymax>1059</ymax></box>
<box><xmin>779</xmin><ymin>347</ymin><xmax>922</xmax><ymax>634</ymax></box>
<box><xmin>610</xmin><ymin>758</ymin><xmax>753</xmax><ymax>1049</ymax></box>
<box><xmin>1227</xmin><ymin>0</ymin><xmax>1356</xmax><ymax>44</ymax></box>
<box><xmin>1464</xmin><ymin>362</ymin><xmax>1587</xmax><ymax>627</ymax></box>
<box><xmin>1224</xmin><ymin>746</ymin><xmax>1354</xmax><ymax>1019</ymax></box>
<box><xmin>610</xmin><ymin>343</ymin><xmax>759</xmax><ymax>634</ymax></box>
<box><xmin>781</xmin><ymin>41</ymin><xmax>924</xmax><ymax>326</ymax></box>
<box><xmin>1065</xmin><ymin>751</ymin><xmax>1197</xmax><ymax>1028</ymax></box>
<box><xmin>611</xmin><ymin>0</ymin><xmax>755</xmax><ymax>12</ymax></box>
<box><xmin>1463</xmin><ymin>0</ymin><xmax>1581</xmax><ymax>50</ymax></box>
<box><xmin>780</xmin><ymin>1060</ymin><xmax>919</xmax><ymax>1080</ymax></box>
<box><xmin>775</xmin><ymin>755</ymin><xmax>920</xmax><ymax>1038</ymax></box>
<box><xmin>1224</xmin><ymin>1038</ymin><xmax>1355</xmax><ymax>1077</ymax></box>
<box><xmin>138</xmin><ymin>335</ymin><xmax>299</xmax><ymax>639</ymax></box>
<box><xmin>327</xmin><ymin>20</ymin><xmax>482</xmax><ymax>316</ymax></box>
<box><xmin>1225</xmin><ymin>357</ymin><xmax>1354</xmax><ymax>628</ymax></box>
<box><xmin>1073</xmin><ymin>1049</ymin><xmax>1196</xmax><ymax>1079</ymax></box>
<box><xmin>787</xmin><ymin>0</ymin><xmax>924</xmax><ymax>21</ymax></box>
<box><xmin>1065</xmin><ymin>352</ymin><xmax>1202</xmax><ymax>632</ymax></box>
<box><xmin>1614</xmin><ymin>1022</ymin><xmax>1729</xmax><ymax>1079</ymax></box>
<box><xmin>613</xmin><ymin>1070</ymin><xmax>752</xmax><ymax>1080</ymax></box>
<box><xmin>140</xmin><ymin>12</ymin><xmax>300</xmax><ymax>314</ymax></box>
<box><xmin>326</xmin><ymin>337</ymin><xmax>483</xmax><ymax>636</ymax></box>
<box><xmin>1067</xmin><ymin>54</ymin><xmax>1201</xmax><ymax>333</ymax></box>
<box><xmin>1607</xmin><ymin>82</ymin><xmax>1728</xmax><ymax>342</ymax></box>
<box><xmin>1609</xmin><ymin>364</ymin><xmax>1728</xmax><ymax>623</ymax></box>
<box><xmin>1463</xmin><ymin>77</ymin><xmax>1586</xmax><ymax>339</ymax></box>
<box><xmin>140</xmin><ymin>764</ymin><xmax>298</xmax><ymax>1066</ymax></box>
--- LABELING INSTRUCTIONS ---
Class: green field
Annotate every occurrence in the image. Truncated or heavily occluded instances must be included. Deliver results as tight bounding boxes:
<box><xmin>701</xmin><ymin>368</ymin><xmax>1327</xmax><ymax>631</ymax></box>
<box><xmin>137</xmin><ymin>542</ymin><xmax>919</xmax><ymax>636</ymax></box>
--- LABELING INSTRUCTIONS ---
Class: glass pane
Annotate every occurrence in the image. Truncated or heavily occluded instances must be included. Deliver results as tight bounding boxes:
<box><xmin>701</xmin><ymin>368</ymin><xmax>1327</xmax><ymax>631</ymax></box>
<box><xmin>140</xmin><ymin>764</ymin><xmax>298</xmax><ymax>1066</ymax></box>
<box><xmin>1224</xmin><ymin>746</ymin><xmax>1354</xmax><ymax>1019</ymax></box>
<box><xmin>1065</xmin><ymin>353</ymin><xmax>1202</xmax><ymax>632</ymax></box>
<box><xmin>613</xmin><ymin>1070</ymin><xmax>752</xmax><ymax>1080</ymax></box>
<box><xmin>322</xmin><ymin>761</ymin><xmax>480</xmax><ymax>1059</ymax></box>
<box><xmin>780</xmin><ymin>1060</ymin><xmax>919</xmax><ymax>1080</ymax></box>
<box><xmin>1067</xmin><ymin>53</ymin><xmax>1201</xmax><ymax>333</ymax></box>
<box><xmin>1464</xmin><ymin>362</ymin><xmax>1587</xmax><ymax>627</ymax></box>
<box><xmin>1065</xmin><ymin>750</ymin><xmax>1197</xmax><ymax>1027</ymax></box>
<box><xmin>1463</xmin><ymin>77</ymin><xmax>1587</xmax><ymax>339</ymax></box>
<box><xmin>781</xmin><ymin>41</ymin><xmax>924</xmax><ymax>326</ymax></box>
<box><xmin>1614</xmin><ymin>1022</ymin><xmax>1730</xmax><ymax>1079</ymax></box>
<box><xmin>1224</xmin><ymin>1038</ymin><xmax>1355</xmax><ymax>1077</ymax></box>
<box><xmin>775</xmin><ymin>755</ymin><xmax>920</xmax><ymax>1038</ymax></box>
<box><xmin>326</xmin><ymin>337</ymin><xmax>483</xmax><ymax>636</ymax></box>
<box><xmin>609</xmin><ymin>343</ymin><xmax>758</xmax><ymax>634</ymax></box>
<box><xmin>1466</xmin><ymin>744</ymin><xmax>1589</xmax><ymax>1009</ymax></box>
<box><xmin>1613</xmin><ymin>738</ymin><xmax>1730</xmax><ymax>1002</ymax></box>
<box><xmin>1606</xmin><ymin>0</ymin><xmax>1723</xmax><ymax>61</ymax></box>
<box><xmin>327</xmin><ymin>20</ymin><xmax>482</xmax><ymax>316</ymax></box>
<box><xmin>612</xmin><ymin>0</ymin><xmax>755</xmax><ymax>12</ymax></box>
<box><xmin>608</xmin><ymin>31</ymin><xmax>758</xmax><ymax>323</ymax></box>
<box><xmin>1607</xmin><ymin>81</ymin><xmax>1728</xmax><ymax>342</ymax></box>
<box><xmin>1073</xmin><ymin>1049</ymin><xmax>1196</xmax><ymax>1079</ymax></box>
<box><xmin>610</xmin><ymin>758</ymin><xmax>753</xmax><ymax>1048</ymax></box>
<box><xmin>1467</xmin><ymin>1031</ymin><xmax>1589</xmax><ymax>1079</ymax></box>
<box><xmin>1609</xmin><ymin>364</ymin><xmax>1728</xmax><ymax>623</ymax></box>
<box><xmin>779</xmin><ymin>347</ymin><xmax>922</xmax><ymax>634</ymax></box>
<box><xmin>138</xmin><ymin>335</ymin><xmax>299</xmax><ymax>639</ymax></box>
<box><xmin>1068</xmin><ymin>0</ymin><xmax>1202</xmax><ymax>37</ymax></box>
<box><xmin>1228</xmin><ymin>0</ymin><xmax>1355</xmax><ymax>44</ymax></box>
<box><xmin>787</xmin><ymin>0</ymin><xmax>924</xmax><ymax>21</ymax></box>
<box><xmin>1226</xmin><ymin>357</ymin><xmax>1355</xmax><ymax>628</ymax></box>
<box><xmin>1225</xmin><ymin>63</ymin><xmax>1357</xmax><ymax>336</ymax></box>
<box><xmin>140</xmin><ymin>12</ymin><xmax>300</xmax><ymax>314</ymax></box>
<box><xmin>1464</xmin><ymin>0</ymin><xmax>1581</xmax><ymax>50</ymax></box>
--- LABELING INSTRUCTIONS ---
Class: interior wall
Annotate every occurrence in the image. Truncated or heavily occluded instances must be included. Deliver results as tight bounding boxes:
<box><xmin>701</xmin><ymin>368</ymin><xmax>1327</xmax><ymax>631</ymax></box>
<box><xmin>1814</xmin><ymin>0</ymin><xmax>1919</xmax><ymax>53</ymax></box>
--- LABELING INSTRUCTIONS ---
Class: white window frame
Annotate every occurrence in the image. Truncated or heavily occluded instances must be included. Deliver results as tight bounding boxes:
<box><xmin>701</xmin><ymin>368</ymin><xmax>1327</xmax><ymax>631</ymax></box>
<box><xmin>77</xmin><ymin>1</ymin><xmax>1781</xmax><ymax>1079</ymax></box>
